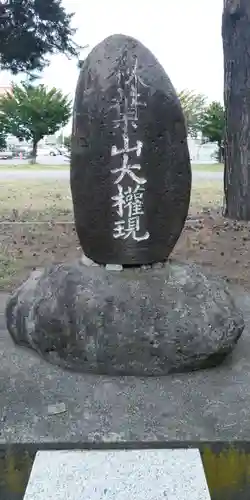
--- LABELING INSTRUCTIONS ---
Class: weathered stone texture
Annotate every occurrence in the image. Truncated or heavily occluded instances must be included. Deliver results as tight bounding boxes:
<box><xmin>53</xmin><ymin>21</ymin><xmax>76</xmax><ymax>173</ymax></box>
<box><xmin>71</xmin><ymin>34</ymin><xmax>191</xmax><ymax>265</ymax></box>
<box><xmin>6</xmin><ymin>262</ymin><xmax>244</xmax><ymax>376</ymax></box>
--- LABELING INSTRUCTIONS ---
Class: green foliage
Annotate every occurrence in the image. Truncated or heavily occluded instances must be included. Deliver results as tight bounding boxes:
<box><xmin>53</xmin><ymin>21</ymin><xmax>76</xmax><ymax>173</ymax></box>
<box><xmin>0</xmin><ymin>0</ymin><xmax>80</xmax><ymax>74</ymax></box>
<box><xmin>0</xmin><ymin>82</ymin><xmax>72</xmax><ymax>160</ymax></box>
<box><xmin>178</xmin><ymin>89</ymin><xmax>207</xmax><ymax>137</ymax></box>
<box><xmin>200</xmin><ymin>101</ymin><xmax>225</xmax><ymax>145</ymax></box>
<box><xmin>63</xmin><ymin>134</ymin><xmax>71</xmax><ymax>150</ymax></box>
<box><xmin>200</xmin><ymin>101</ymin><xmax>225</xmax><ymax>161</ymax></box>
<box><xmin>0</xmin><ymin>120</ymin><xmax>6</xmax><ymax>150</ymax></box>
<box><xmin>0</xmin><ymin>133</ymin><xmax>6</xmax><ymax>151</ymax></box>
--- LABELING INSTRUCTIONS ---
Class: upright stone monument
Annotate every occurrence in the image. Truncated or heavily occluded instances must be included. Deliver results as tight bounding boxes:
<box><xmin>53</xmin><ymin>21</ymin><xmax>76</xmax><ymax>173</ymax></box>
<box><xmin>71</xmin><ymin>34</ymin><xmax>191</xmax><ymax>265</ymax></box>
<box><xmin>5</xmin><ymin>34</ymin><xmax>244</xmax><ymax>376</ymax></box>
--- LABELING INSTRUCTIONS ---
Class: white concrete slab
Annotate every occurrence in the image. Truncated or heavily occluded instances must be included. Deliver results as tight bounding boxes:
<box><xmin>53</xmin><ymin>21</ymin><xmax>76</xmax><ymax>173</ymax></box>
<box><xmin>23</xmin><ymin>449</ymin><xmax>211</xmax><ymax>500</ymax></box>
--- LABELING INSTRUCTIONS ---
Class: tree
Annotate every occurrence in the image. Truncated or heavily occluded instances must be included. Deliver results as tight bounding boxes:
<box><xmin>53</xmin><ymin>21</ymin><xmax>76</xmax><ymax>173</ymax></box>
<box><xmin>200</xmin><ymin>102</ymin><xmax>225</xmax><ymax>162</ymax></box>
<box><xmin>56</xmin><ymin>131</ymin><xmax>64</xmax><ymax>146</ymax></box>
<box><xmin>0</xmin><ymin>132</ymin><xmax>6</xmax><ymax>151</ymax></box>
<box><xmin>0</xmin><ymin>82</ymin><xmax>71</xmax><ymax>162</ymax></box>
<box><xmin>63</xmin><ymin>134</ymin><xmax>71</xmax><ymax>151</ymax></box>
<box><xmin>178</xmin><ymin>89</ymin><xmax>207</xmax><ymax>137</ymax></box>
<box><xmin>0</xmin><ymin>0</ymin><xmax>80</xmax><ymax>75</ymax></box>
<box><xmin>0</xmin><ymin>119</ymin><xmax>6</xmax><ymax>150</ymax></box>
<box><xmin>222</xmin><ymin>0</ymin><xmax>250</xmax><ymax>220</ymax></box>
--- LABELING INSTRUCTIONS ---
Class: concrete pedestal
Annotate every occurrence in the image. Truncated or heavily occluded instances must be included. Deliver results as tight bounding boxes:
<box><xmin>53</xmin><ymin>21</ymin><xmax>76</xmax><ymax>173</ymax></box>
<box><xmin>24</xmin><ymin>449</ymin><xmax>211</xmax><ymax>500</ymax></box>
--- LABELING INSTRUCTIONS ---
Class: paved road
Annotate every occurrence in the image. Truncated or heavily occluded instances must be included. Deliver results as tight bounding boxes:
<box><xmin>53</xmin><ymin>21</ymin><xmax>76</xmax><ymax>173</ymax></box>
<box><xmin>0</xmin><ymin>168</ymin><xmax>223</xmax><ymax>181</ymax></box>
<box><xmin>0</xmin><ymin>154</ymin><xmax>69</xmax><ymax>166</ymax></box>
<box><xmin>0</xmin><ymin>168</ymin><xmax>70</xmax><ymax>179</ymax></box>
<box><xmin>192</xmin><ymin>170</ymin><xmax>223</xmax><ymax>180</ymax></box>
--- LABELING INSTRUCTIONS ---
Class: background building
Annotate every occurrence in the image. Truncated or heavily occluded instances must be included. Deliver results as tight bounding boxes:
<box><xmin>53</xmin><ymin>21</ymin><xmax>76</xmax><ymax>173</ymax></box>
<box><xmin>188</xmin><ymin>135</ymin><xmax>217</xmax><ymax>164</ymax></box>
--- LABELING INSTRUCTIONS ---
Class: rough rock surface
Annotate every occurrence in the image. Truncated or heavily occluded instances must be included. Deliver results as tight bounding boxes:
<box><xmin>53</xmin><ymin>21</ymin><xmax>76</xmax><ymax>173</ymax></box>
<box><xmin>5</xmin><ymin>261</ymin><xmax>244</xmax><ymax>376</ymax></box>
<box><xmin>71</xmin><ymin>33</ymin><xmax>191</xmax><ymax>265</ymax></box>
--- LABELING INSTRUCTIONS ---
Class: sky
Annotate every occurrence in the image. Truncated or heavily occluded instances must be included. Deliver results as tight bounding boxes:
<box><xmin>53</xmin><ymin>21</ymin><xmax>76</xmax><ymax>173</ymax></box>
<box><xmin>0</xmin><ymin>0</ymin><xmax>224</xmax><ymax>132</ymax></box>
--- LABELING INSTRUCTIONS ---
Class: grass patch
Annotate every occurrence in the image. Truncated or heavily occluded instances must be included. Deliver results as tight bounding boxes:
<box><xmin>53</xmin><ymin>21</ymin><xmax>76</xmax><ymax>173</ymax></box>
<box><xmin>0</xmin><ymin>179</ymin><xmax>223</xmax><ymax>222</ymax></box>
<box><xmin>192</xmin><ymin>163</ymin><xmax>223</xmax><ymax>172</ymax></box>
<box><xmin>0</xmin><ymin>163</ymin><xmax>222</xmax><ymax>172</ymax></box>
<box><xmin>0</xmin><ymin>178</ymin><xmax>224</xmax><ymax>291</ymax></box>
<box><xmin>191</xmin><ymin>181</ymin><xmax>223</xmax><ymax>210</ymax></box>
<box><xmin>0</xmin><ymin>162</ymin><xmax>224</xmax><ymax>172</ymax></box>
<box><xmin>0</xmin><ymin>254</ymin><xmax>22</xmax><ymax>290</ymax></box>
<box><xmin>0</xmin><ymin>180</ymin><xmax>73</xmax><ymax>222</ymax></box>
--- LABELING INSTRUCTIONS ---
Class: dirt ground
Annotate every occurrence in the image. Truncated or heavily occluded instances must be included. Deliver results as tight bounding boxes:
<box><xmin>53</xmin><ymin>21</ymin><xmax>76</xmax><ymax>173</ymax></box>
<box><xmin>1</xmin><ymin>179</ymin><xmax>250</xmax><ymax>291</ymax></box>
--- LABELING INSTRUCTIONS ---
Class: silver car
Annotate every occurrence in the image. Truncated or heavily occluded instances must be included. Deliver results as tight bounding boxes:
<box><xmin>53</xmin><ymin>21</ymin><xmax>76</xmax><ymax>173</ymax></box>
<box><xmin>0</xmin><ymin>150</ymin><xmax>14</xmax><ymax>159</ymax></box>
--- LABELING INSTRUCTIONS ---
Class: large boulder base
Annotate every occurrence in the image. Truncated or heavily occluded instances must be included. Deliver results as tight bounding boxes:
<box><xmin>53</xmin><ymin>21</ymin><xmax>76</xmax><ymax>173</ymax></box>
<box><xmin>6</xmin><ymin>261</ymin><xmax>244</xmax><ymax>376</ymax></box>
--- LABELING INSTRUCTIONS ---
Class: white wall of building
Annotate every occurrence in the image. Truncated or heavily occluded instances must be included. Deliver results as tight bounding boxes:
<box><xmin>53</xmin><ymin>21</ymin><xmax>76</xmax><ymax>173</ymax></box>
<box><xmin>188</xmin><ymin>136</ymin><xmax>217</xmax><ymax>163</ymax></box>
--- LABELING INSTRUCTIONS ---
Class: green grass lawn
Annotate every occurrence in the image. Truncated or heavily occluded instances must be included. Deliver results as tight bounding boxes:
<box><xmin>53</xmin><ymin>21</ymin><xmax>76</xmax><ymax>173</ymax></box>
<box><xmin>0</xmin><ymin>162</ymin><xmax>223</xmax><ymax>172</ymax></box>
<box><xmin>192</xmin><ymin>163</ymin><xmax>223</xmax><ymax>172</ymax></box>
<box><xmin>0</xmin><ymin>178</ymin><xmax>223</xmax><ymax>291</ymax></box>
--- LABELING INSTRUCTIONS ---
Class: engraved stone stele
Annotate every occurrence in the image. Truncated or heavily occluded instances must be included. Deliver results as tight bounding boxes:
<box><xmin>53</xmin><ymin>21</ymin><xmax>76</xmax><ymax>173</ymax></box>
<box><xmin>71</xmin><ymin>33</ymin><xmax>191</xmax><ymax>266</ymax></box>
<box><xmin>5</xmin><ymin>34</ymin><xmax>244</xmax><ymax>377</ymax></box>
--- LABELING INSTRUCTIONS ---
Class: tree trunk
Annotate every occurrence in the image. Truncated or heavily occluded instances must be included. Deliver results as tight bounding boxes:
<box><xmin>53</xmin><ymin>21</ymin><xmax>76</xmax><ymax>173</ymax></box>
<box><xmin>218</xmin><ymin>141</ymin><xmax>224</xmax><ymax>163</ymax></box>
<box><xmin>222</xmin><ymin>0</ymin><xmax>250</xmax><ymax>220</ymax></box>
<box><xmin>30</xmin><ymin>140</ymin><xmax>38</xmax><ymax>164</ymax></box>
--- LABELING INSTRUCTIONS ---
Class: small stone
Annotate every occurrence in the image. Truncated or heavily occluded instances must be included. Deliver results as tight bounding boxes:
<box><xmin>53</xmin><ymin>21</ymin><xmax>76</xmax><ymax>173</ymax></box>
<box><xmin>152</xmin><ymin>262</ymin><xmax>164</xmax><ymax>269</ymax></box>
<box><xmin>47</xmin><ymin>403</ymin><xmax>67</xmax><ymax>415</ymax></box>
<box><xmin>105</xmin><ymin>264</ymin><xmax>123</xmax><ymax>271</ymax></box>
<box><xmin>186</xmin><ymin>224</ymin><xmax>198</xmax><ymax>232</ymax></box>
<box><xmin>81</xmin><ymin>253</ymin><xmax>99</xmax><ymax>267</ymax></box>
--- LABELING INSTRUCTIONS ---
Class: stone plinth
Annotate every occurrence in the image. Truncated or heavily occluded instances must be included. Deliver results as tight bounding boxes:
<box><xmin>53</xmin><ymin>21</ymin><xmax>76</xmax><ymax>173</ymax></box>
<box><xmin>5</xmin><ymin>261</ymin><xmax>244</xmax><ymax>376</ymax></box>
<box><xmin>23</xmin><ymin>449</ymin><xmax>211</xmax><ymax>499</ymax></box>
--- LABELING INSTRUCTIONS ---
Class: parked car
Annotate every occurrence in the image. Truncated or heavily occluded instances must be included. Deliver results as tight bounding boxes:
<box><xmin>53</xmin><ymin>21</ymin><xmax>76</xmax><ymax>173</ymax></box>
<box><xmin>36</xmin><ymin>147</ymin><xmax>64</xmax><ymax>156</ymax></box>
<box><xmin>11</xmin><ymin>146</ymin><xmax>31</xmax><ymax>158</ymax></box>
<box><xmin>48</xmin><ymin>147</ymin><xmax>60</xmax><ymax>156</ymax></box>
<box><xmin>33</xmin><ymin>147</ymin><xmax>55</xmax><ymax>157</ymax></box>
<box><xmin>0</xmin><ymin>150</ymin><xmax>14</xmax><ymax>159</ymax></box>
<box><xmin>22</xmin><ymin>150</ymin><xmax>33</xmax><ymax>159</ymax></box>
<box><xmin>56</xmin><ymin>146</ymin><xmax>69</xmax><ymax>156</ymax></box>
<box><xmin>48</xmin><ymin>146</ymin><xmax>69</xmax><ymax>156</ymax></box>
<box><xmin>24</xmin><ymin>146</ymin><xmax>69</xmax><ymax>158</ymax></box>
